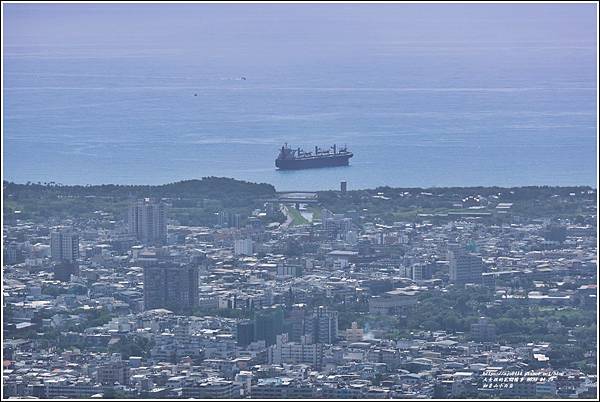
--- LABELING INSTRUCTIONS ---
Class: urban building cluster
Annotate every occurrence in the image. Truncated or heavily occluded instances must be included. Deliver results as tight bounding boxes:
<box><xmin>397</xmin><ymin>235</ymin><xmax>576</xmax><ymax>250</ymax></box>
<box><xmin>3</xmin><ymin>187</ymin><xmax>597</xmax><ymax>399</ymax></box>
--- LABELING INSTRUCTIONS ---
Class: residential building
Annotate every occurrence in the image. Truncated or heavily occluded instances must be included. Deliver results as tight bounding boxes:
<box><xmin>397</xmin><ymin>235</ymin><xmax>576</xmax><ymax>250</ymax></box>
<box><xmin>448</xmin><ymin>248</ymin><xmax>483</xmax><ymax>285</ymax></box>
<box><xmin>50</xmin><ymin>229</ymin><xmax>79</xmax><ymax>262</ymax></box>
<box><xmin>304</xmin><ymin>306</ymin><xmax>338</xmax><ymax>344</ymax></box>
<box><xmin>234</xmin><ymin>239</ymin><xmax>253</xmax><ymax>256</ymax></box>
<box><xmin>143</xmin><ymin>263</ymin><xmax>199</xmax><ymax>313</ymax></box>
<box><xmin>128</xmin><ymin>198</ymin><xmax>167</xmax><ymax>246</ymax></box>
<box><xmin>470</xmin><ymin>317</ymin><xmax>496</xmax><ymax>341</ymax></box>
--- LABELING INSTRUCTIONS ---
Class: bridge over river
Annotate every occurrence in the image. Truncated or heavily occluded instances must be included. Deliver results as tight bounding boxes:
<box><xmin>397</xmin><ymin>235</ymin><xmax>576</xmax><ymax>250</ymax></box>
<box><xmin>265</xmin><ymin>191</ymin><xmax>320</xmax><ymax>205</ymax></box>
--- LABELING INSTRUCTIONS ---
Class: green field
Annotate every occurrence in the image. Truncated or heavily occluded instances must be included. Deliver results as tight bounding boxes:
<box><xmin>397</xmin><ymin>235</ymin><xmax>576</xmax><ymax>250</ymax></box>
<box><xmin>287</xmin><ymin>206</ymin><xmax>310</xmax><ymax>226</ymax></box>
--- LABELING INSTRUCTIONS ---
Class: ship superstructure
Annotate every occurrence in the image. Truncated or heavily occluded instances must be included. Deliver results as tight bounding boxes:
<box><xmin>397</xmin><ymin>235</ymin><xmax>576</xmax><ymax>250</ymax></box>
<box><xmin>275</xmin><ymin>143</ymin><xmax>353</xmax><ymax>170</ymax></box>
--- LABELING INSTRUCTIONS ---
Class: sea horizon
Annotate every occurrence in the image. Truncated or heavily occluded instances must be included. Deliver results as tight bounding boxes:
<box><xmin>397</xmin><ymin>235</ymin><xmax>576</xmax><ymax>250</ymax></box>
<box><xmin>4</xmin><ymin>3</ymin><xmax>598</xmax><ymax>192</ymax></box>
<box><xmin>4</xmin><ymin>176</ymin><xmax>597</xmax><ymax>193</ymax></box>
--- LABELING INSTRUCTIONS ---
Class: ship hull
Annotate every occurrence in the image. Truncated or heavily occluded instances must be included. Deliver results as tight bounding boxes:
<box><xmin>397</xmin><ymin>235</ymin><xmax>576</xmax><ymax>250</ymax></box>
<box><xmin>276</xmin><ymin>153</ymin><xmax>353</xmax><ymax>170</ymax></box>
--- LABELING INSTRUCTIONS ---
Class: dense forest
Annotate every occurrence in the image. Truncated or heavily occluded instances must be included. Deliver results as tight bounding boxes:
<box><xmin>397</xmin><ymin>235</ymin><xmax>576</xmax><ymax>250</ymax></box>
<box><xmin>3</xmin><ymin>177</ymin><xmax>276</xmax><ymax>200</ymax></box>
<box><xmin>3</xmin><ymin>179</ymin><xmax>596</xmax><ymax>225</ymax></box>
<box><xmin>3</xmin><ymin>177</ymin><xmax>277</xmax><ymax>225</ymax></box>
<box><xmin>318</xmin><ymin>185</ymin><xmax>597</xmax><ymax>223</ymax></box>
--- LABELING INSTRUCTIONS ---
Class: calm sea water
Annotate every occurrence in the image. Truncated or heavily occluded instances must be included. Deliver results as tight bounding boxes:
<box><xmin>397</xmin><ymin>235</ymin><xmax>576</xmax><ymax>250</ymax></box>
<box><xmin>4</xmin><ymin>43</ymin><xmax>597</xmax><ymax>191</ymax></box>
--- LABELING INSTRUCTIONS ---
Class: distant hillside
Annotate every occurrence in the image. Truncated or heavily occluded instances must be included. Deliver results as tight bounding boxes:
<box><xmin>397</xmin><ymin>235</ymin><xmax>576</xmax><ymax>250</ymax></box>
<box><xmin>3</xmin><ymin>178</ymin><xmax>596</xmax><ymax>225</ymax></box>
<box><xmin>3</xmin><ymin>177</ymin><xmax>275</xmax><ymax>199</ymax></box>
<box><xmin>317</xmin><ymin>185</ymin><xmax>597</xmax><ymax>223</ymax></box>
<box><xmin>3</xmin><ymin>177</ymin><xmax>277</xmax><ymax>224</ymax></box>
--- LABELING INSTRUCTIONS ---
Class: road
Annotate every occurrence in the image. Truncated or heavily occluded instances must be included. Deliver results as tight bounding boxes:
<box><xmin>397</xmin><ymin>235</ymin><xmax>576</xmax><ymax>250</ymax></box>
<box><xmin>280</xmin><ymin>205</ymin><xmax>293</xmax><ymax>229</ymax></box>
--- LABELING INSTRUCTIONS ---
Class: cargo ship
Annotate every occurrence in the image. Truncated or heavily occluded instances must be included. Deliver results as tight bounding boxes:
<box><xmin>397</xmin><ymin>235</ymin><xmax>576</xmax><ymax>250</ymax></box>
<box><xmin>275</xmin><ymin>143</ymin><xmax>353</xmax><ymax>170</ymax></box>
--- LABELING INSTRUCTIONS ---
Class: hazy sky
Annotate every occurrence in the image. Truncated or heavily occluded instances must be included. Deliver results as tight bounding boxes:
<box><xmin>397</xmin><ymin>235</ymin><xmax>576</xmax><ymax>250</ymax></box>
<box><xmin>4</xmin><ymin>3</ymin><xmax>597</xmax><ymax>58</ymax></box>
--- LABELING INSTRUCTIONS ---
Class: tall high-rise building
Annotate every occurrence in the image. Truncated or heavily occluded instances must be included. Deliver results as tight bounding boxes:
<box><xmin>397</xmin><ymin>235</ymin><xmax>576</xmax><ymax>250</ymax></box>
<box><xmin>254</xmin><ymin>306</ymin><xmax>284</xmax><ymax>346</ymax></box>
<box><xmin>287</xmin><ymin>303</ymin><xmax>308</xmax><ymax>342</ymax></box>
<box><xmin>143</xmin><ymin>263</ymin><xmax>199</xmax><ymax>313</ymax></box>
<box><xmin>304</xmin><ymin>306</ymin><xmax>338</xmax><ymax>344</ymax></box>
<box><xmin>4</xmin><ymin>243</ymin><xmax>23</xmax><ymax>265</ymax></box>
<box><xmin>448</xmin><ymin>247</ymin><xmax>483</xmax><ymax>285</ymax></box>
<box><xmin>412</xmin><ymin>263</ymin><xmax>433</xmax><ymax>281</ymax></box>
<box><xmin>50</xmin><ymin>229</ymin><xmax>79</xmax><ymax>262</ymax></box>
<box><xmin>470</xmin><ymin>317</ymin><xmax>496</xmax><ymax>341</ymax></box>
<box><xmin>232</xmin><ymin>213</ymin><xmax>242</xmax><ymax>229</ymax></box>
<box><xmin>128</xmin><ymin>199</ymin><xmax>167</xmax><ymax>246</ymax></box>
<box><xmin>50</xmin><ymin>229</ymin><xmax>80</xmax><ymax>281</ymax></box>
<box><xmin>234</xmin><ymin>239</ymin><xmax>253</xmax><ymax>256</ymax></box>
<box><xmin>236</xmin><ymin>320</ymin><xmax>255</xmax><ymax>347</ymax></box>
<box><xmin>217</xmin><ymin>210</ymin><xmax>229</xmax><ymax>227</ymax></box>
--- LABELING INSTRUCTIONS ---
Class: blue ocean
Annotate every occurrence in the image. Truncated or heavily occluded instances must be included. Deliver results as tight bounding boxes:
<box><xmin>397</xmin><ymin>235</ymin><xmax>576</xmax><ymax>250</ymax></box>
<box><xmin>3</xmin><ymin>5</ymin><xmax>597</xmax><ymax>191</ymax></box>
